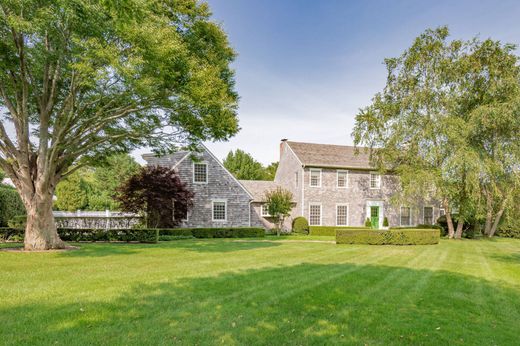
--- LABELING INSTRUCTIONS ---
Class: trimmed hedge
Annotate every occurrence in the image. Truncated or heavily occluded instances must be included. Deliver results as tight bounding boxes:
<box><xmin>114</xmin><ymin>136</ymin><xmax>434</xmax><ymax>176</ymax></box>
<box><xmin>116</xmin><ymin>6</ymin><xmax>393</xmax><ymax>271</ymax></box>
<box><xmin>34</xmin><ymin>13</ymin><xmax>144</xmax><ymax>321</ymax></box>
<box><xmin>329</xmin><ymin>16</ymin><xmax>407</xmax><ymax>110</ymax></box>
<box><xmin>158</xmin><ymin>227</ymin><xmax>265</xmax><ymax>239</ymax></box>
<box><xmin>336</xmin><ymin>228</ymin><xmax>440</xmax><ymax>245</ymax></box>
<box><xmin>310</xmin><ymin>226</ymin><xmax>370</xmax><ymax>236</ymax></box>
<box><xmin>292</xmin><ymin>217</ymin><xmax>309</xmax><ymax>234</ymax></box>
<box><xmin>0</xmin><ymin>227</ymin><xmax>159</xmax><ymax>243</ymax></box>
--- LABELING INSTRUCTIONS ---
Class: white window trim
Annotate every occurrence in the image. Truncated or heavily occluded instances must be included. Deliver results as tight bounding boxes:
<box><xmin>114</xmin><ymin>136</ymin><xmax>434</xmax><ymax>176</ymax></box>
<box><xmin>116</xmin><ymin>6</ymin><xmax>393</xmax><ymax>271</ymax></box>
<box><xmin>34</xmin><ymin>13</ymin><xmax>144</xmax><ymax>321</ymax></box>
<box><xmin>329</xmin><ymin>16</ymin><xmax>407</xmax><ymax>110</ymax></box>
<box><xmin>193</xmin><ymin>162</ymin><xmax>208</xmax><ymax>184</ymax></box>
<box><xmin>336</xmin><ymin>203</ymin><xmax>349</xmax><ymax>226</ymax></box>
<box><xmin>212</xmin><ymin>199</ymin><xmax>227</xmax><ymax>222</ymax></box>
<box><xmin>370</xmin><ymin>172</ymin><xmax>381</xmax><ymax>189</ymax></box>
<box><xmin>309</xmin><ymin>202</ymin><xmax>322</xmax><ymax>226</ymax></box>
<box><xmin>439</xmin><ymin>208</ymin><xmax>446</xmax><ymax>217</ymax></box>
<box><xmin>400</xmin><ymin>206</ymin><xmax>411</xmax><ymax>227</ymax></box>
<box><xmin>336</xmin><ymin>170</ymin><xmax>349</xmax><ymax>189</ymax></box>
<box><xmin>261</xmin><ymin>203</ymin><xmax>270</xmax><ymax>217</ymax></box>
<box><xmin>309</xmin><ymin>168</ymin><xmax>322</xmax><ymax>187</ymax></box>
<box><xmin>423</xmin><ymin>206</ymin><xmax>434</xmax><ymax>224</ymax></box>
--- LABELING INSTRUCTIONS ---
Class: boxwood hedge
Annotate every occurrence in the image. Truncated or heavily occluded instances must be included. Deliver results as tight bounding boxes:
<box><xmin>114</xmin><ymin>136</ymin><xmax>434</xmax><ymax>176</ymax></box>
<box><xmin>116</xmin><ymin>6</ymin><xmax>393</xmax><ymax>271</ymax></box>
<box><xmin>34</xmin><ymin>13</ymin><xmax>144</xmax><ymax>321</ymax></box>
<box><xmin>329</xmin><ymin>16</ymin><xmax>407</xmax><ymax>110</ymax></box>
<box><xmin>0</xmin><ymin>228</ymin><xmax>159</xmax><ymax>243</ymax></box>
<box><xmin>310</xmin><ymin>226</ymin><xmax>370</xmax><ymax>236</ymax></box>
<box><xmin>336</xmin><ymin>228</ymin><xmax>440</xmax><ymax>245</ymax></box>
<box><xmin>158</xmin><ymin>227</ymin><xmax>265</xmax><ymax>240</ymax></box>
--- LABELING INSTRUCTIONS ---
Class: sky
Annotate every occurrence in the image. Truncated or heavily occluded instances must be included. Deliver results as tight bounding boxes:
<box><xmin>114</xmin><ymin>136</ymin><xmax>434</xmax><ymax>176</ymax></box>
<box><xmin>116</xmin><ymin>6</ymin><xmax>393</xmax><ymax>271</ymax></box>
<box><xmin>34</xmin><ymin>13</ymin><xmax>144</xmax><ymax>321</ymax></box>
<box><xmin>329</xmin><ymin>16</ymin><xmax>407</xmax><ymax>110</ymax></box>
<box><xmin>187</xmin><ymin>0</ymin><xmax>520</xmax><ymax>165</ymax></box>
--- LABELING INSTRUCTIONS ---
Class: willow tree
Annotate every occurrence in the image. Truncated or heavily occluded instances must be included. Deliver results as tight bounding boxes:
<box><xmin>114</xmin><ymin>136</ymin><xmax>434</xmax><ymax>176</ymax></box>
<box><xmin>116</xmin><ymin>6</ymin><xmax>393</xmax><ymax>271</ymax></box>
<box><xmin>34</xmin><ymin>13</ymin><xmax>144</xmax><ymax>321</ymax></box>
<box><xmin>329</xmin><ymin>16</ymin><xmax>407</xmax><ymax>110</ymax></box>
<box><xmin>353</xmin><ymin>27</ymin><xmax>520</xmax><ymax>238</ymax></box>
<box><xmin>0</xmin><ymin>0</ymin><xmax>238</xmax><ymax>250</ymax></box>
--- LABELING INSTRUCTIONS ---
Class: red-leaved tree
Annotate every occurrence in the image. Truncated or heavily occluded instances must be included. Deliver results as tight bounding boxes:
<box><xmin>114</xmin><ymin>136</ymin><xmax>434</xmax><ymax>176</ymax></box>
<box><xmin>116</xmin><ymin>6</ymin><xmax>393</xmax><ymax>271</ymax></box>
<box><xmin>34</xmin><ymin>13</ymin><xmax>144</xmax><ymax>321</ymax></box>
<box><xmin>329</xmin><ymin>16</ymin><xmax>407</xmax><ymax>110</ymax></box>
<box><xmin>116</xmin><ymin>166</ymin><xmax>194</xmax><ymax>228</ymax></box>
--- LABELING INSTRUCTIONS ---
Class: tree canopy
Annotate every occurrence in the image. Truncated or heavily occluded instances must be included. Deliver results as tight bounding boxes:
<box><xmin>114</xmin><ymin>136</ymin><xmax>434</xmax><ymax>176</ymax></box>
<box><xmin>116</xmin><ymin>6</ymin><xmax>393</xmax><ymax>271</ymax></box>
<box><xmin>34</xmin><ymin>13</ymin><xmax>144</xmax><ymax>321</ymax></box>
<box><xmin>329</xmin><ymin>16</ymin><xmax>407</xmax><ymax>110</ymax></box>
<box><xmin>0</xmin><ymin>0</ymin><xmax>238</xmax><ymax>249</ymax></box>
<box><xmin>353</xmin><ymin>27</ymin><xmax>520</xmax><ymax>238</ymax></box>
<box><xmin>265</xmin><ymin>187</ymin><xmax>293</xmax><ymax>236</ymax></box>
<box><xmin>223</xmin><ymin>149</ymin><xmax>278</xmax><ymax>180</ymax></box>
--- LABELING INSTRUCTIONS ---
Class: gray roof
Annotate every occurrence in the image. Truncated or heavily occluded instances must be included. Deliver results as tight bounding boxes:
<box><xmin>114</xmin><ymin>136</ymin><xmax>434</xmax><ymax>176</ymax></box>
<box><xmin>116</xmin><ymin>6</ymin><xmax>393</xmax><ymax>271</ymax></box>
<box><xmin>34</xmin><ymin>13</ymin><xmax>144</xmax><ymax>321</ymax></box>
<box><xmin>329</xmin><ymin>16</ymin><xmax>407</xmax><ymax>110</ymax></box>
<box><xmin>239</xmin><ymin>180</ymin><xmax>290</xmax><ymax>202</ymax></box>
<box><xmin>142</xmin><ymin>151</ymin><xmax>191</xmax><ymax>167</ymax></box>
<box><xmin>286</xmin><ymin>141</ymin><xmax>373</xmax><ymax>169</ymax></box>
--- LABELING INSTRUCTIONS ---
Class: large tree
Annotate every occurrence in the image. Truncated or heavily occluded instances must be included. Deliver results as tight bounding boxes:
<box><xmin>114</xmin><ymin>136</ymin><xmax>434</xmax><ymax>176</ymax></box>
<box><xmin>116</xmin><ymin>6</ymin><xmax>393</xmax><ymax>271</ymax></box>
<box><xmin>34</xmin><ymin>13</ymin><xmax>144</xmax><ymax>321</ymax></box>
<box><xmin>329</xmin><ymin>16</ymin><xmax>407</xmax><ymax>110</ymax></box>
<box><xmin>0</xmin><ymin>0</ymin><xmax>238</xmax><ymax>249</ymax></box>
<box><xmin>353</xmin><ymin>27</ymin><xmax>520</xmax><ymax>238</ymax></box>
<box><xmin>223</xmin><ymin>149</ymin><xmax>269</xmax><ymax>180</ymax></box>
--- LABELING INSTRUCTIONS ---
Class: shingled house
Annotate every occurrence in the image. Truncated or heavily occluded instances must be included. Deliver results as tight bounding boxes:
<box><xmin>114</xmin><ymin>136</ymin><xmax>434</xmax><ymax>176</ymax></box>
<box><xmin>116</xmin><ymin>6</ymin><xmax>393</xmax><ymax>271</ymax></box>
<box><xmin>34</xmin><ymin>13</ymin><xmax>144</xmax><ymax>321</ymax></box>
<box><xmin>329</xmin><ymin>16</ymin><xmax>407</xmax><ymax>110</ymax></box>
<box><xmin>272</xmin><ymin>140</ymin><xmax>442</xmax><ymax>228</ymax></box>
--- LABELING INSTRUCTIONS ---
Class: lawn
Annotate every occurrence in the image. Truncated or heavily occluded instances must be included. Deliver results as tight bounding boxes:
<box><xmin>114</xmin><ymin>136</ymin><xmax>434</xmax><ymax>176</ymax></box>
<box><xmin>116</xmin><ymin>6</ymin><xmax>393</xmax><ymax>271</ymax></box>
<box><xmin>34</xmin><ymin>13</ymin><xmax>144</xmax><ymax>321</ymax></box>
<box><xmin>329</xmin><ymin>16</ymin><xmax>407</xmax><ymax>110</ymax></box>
<box><xmin>1</xmin><ymin>238</ymin><xmax>520</xmax><ymax>345</ymax></box>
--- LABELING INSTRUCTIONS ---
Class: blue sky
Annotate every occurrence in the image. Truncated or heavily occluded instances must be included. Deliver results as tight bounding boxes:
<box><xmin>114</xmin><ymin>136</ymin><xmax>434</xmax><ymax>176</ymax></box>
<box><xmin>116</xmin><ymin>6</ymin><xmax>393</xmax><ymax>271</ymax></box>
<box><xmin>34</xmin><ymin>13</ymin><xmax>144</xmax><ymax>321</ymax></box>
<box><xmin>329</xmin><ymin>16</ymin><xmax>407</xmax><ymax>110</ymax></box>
<box><xmin>199</xmin><ymin>0</ymin><xmax>520</xmax><ymax>165</ymax></box>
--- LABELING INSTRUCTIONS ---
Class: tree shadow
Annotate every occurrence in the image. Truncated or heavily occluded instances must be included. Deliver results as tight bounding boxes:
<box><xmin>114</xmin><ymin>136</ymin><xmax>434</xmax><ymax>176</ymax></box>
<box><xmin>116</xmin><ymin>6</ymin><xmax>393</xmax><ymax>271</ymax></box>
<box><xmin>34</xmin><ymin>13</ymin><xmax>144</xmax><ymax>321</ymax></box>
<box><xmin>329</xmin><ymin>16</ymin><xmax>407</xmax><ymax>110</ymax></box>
<box><xmin>163</xmin><ymin>239</ymin><xmax>282</xmax><ymax>253</ymax></box>
<box><xmin>57</xmin><ymin>243</ymin><xmax>142</xmax><ymax>257</ymax></box>
<box><xmin>490</xmin><ymin>252</ymin><xmax>520</xmax><ymax>264</ymax></box>
<box><xmin>1</xmin><ymin>262</ymin><xmax>519</xmax><ymax>345</ymax></box>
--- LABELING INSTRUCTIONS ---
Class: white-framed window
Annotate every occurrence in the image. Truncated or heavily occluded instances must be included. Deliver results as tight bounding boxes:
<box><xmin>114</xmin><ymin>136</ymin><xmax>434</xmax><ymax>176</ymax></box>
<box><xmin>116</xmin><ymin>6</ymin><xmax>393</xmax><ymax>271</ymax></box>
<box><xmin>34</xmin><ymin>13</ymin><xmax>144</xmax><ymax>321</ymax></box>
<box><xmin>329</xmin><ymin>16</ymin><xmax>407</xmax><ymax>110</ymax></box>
<box><xmin>310</xmin><ymin>168</ymin><xmax>321</xmax><ymax>187</ymax></box>
<box><xmin>193</xmin><ymin>162</ymin><xmax>208</xmax><ymax>184</ymax></box>
<box><xmin>212</xmin><ymin>200</ymin><xmax>227</xmax><ymax>221</ymax></box>
<box><xmin>309</xmin><ymin>203</ymin><xmax>322</xmax><ymax>226</ymax></box>
<box><xmin>370</xmin><ymin>172</ymin><xmax>381</xmax><ymax>189</ymax></box>
<box><xmin>400</xmin><ymin>206</ymin><xmax>411</xmax><ymax>226</ymax></box>
<box><xmin>439</xmin><ymin>208</ymin><xmax>446</xmax><ymax>217</ymax></box>
<box><xmin>172</xmin><ymin>200</ymin><xmax>188</xmax><ymax>221</ymax></box>
<box><xmin>337</xmin><ymin>170</ymin><xmax>349</xmax><ymax>188</ymax></box>
<box><xmin>336</xmin><ymin>204</ymin><xmax>349</xmax><ymax>226</ymax></box>
<box><xmin>423</xmin><ymin>206</ymin><xmax>434</xmax><ymax>225</ymax></box>
<box><xmin>261</xmin><ymin>203</ymin><xmax>270</xmax><ymax>217</ymax></box>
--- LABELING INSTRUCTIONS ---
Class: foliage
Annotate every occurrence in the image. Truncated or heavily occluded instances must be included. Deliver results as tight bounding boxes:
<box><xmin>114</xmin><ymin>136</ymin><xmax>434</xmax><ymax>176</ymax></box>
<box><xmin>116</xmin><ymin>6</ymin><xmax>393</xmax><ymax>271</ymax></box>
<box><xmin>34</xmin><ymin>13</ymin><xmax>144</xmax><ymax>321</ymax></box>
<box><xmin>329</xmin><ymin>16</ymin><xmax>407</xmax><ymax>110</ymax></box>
<box><xmin>223</xmin><ymin>149</ymin><xmax>273</xmax><ymax>180</ymax></box>
<box><xmin>0</xmin><ymin>0</ymin><xmax>238</xmax><ymax>249</ymax></box>
<box><xmin>292</xmin><ymin>217</ymin><xmax>309</xmax><ymax>234</ymax></box>
<box><xmin>364</xmin><ymin>218</ymin><xmax>372</xmax><ymax>227</ymax></box>
<box><xmin>158</xmin><ymin>227</ymin><xmax>265</xmax><ymax>240</ymax></box>
<box><xmin>309</xmin><ymin>226</ymin><xmax>370</xmax><ymax>237</ymax></box>
<box><xmin>0</xmin><ymin>185</ymin><xmax>25</xmax><ymax>227</ymax></box>
<box><xmin>116</xmin><ymin>166</ymin><xmax>194</xmax><ymax>228</ymax></box>
<box><xmin>264</xmin><ymin>187</ymin><xmax>293</xmax><ymax>236</ymax></box>
<box><xmin>353</xmin><ymin>26</ymin><xmax>520</xmax><ymax>239</ymax></box>
<box><xmin>7</xmin><ymin>215</ymin><xmax>26</xmax><ymax>230</ymax></box>
<box><xmin>54</xmin><ymin>171</ymin><xmax>89</xmax><ymax>211</ymax></box>
<box><xmin>264</xmin><ymin>162</ymin><xmax>279</xmax><ymax>180</ymax></box>
<box><xmin>436</xmin><ymin>215</ymin><xmax>479</xmax><ymax>238</ymax></box>
<box><xmin>336</xmin><ymin>228</ymin><xmax>440</xmax><ymax>245</ymax></box>
<box><xmin>496</xmin><ymin>227</ymin><xmax>520</xmax><ymax>239</ymax></box>
<box><xmin>383</xmin><ymin>217</ymin><xmax>389</xmax><ymax>227</ymax></box>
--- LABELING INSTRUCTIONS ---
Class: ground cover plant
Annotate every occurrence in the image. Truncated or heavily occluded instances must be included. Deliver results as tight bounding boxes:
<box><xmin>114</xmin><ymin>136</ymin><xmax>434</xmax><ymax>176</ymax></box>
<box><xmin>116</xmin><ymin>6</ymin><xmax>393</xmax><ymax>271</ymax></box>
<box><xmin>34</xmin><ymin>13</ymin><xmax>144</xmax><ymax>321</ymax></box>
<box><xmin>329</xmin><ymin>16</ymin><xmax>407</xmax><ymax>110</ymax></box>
<box><xmin>1</xmin><ymin>238</ymin><xmax>520</xmax><ymax>345</ymax></box>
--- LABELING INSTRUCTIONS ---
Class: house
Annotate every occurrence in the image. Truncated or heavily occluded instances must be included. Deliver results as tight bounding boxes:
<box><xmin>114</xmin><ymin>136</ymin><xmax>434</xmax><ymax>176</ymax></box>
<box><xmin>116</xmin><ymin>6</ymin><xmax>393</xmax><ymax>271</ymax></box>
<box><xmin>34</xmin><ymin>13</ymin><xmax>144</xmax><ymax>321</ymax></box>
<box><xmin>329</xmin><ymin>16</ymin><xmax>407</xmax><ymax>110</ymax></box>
<box><xmin>272</xmin><ymin>140</ymin><xmax>442</xmax><ymax>228</ymax></box>
<box><xmin>142</xmin><ymin>145</ymin><xmax>255</xmax><ymax>228</ymax></box>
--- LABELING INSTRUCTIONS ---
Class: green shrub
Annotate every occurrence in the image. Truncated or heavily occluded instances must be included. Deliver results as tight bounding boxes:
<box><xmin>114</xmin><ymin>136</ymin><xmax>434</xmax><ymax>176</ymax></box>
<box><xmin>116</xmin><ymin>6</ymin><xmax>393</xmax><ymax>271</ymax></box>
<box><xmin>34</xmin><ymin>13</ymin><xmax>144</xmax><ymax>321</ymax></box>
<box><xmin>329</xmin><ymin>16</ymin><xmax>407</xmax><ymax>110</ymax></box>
<box><xmin>0</xmin><ymin>186</ymin><xmax>25</xmax><ymax>227</ymax></box>
<box><xmin>364</xmin><ymin>218</ymin><xmax>372</xmax><ymax>227</ymax></box>
<box><xmin>496</xmin><ymin>227</ymin><xmax>520</xmax><ymax>239</ymax></box>
<box><xmin>158</xmin><ymin>227</ymin><xmax>265</xmax><ymax>239</ymax></box>
<box><xmin>383</xmin><ymin>217</ymin><xmax>389</xmax><ymax>227</ymax></box>
<box><xmin>336</xmin><ymin>228</ymin><xmax>440</xmax><ymax>245</ymax></box>
<box><xmin>0</xmin><ymin>228</ymin><xmax>159</xmax><ymax>243</ymax></box>
<box><xmin>310</xmin><ymin>226</ymin><xmax>370</xmax><ymax>237</ymax></box>
<box><xmin>8</xmin><ymin>215</ymin><xmax>26</xmax><ymax>229</ymax></box>
<box><xmin>292</xmin><ymin>217</ymin><xmax>309</xmax><ymax>234</ymax></box>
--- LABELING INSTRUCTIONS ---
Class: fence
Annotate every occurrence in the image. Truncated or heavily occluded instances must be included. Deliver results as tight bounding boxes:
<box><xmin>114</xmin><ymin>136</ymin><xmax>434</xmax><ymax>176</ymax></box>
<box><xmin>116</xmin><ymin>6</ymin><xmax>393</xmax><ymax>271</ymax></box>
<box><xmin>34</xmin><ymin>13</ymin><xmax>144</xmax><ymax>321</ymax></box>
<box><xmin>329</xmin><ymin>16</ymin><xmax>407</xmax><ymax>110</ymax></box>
<box><xmin>53</xmin><ymin>210</ymin><xmax>142</xmax><ymax>230</ymax></box>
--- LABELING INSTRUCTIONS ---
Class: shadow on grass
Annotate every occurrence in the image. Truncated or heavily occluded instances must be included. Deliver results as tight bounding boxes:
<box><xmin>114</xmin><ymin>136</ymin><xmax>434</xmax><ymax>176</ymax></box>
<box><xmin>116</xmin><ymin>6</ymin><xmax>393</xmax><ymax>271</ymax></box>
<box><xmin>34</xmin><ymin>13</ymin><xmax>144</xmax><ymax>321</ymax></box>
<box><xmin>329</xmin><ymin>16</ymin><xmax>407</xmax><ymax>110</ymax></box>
<box><xmin>1</xmin><ymin>262</ymin><xmax>519</xmax><ymax>345</ymax></box>
<box><xmin>490</xmin><ymin>252</ymin><xmax>520</xmax><ymax>264</ymax></box>
<box><xmin>166</xmin><ymin>239</ymin><xmax>281</xmax><ymax>253</ymax></box>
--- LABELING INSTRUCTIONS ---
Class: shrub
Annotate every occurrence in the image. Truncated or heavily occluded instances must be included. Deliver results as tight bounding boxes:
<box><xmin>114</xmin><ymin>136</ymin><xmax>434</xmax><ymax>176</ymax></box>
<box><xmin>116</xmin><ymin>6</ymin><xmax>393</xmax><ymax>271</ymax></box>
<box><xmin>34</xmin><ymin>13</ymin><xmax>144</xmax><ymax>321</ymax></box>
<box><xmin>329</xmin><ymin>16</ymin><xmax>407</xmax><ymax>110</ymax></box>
<box><xmin>383</xmin><ymin>217</ymin><xmax>389</xmax><ymax>227</ymax></box>
<box><xmin>496</xmin><ymin>227</ymin><xmax>520</xmax><ymax>239</ymax></box>
<box><xmin>0</xmin><ymin>228</ymin><xmax>159</xmax><ymax>243</ymax></box>
<box><xmin>0</xmin><ymin>186</ymin><xmax>25</xmax><ymax>227</ymax></box>
<box><xmin>364</xmin><ymin>218</ymin><xmax>372</xmax><ymax>227</ymax></box>
<box><xmin>158</xmin><ymin>227</ymin><xmax>265</xmax><ymax>239</ymax></box>
<box><xmin>292</xmin><ymin>217</ymin><xmax>309</xmax><ymax>234</ymax></box>
<box><xmin>436</xmin><ymin>215</ymin><xmax>480</xmax><ymax>238</ymax></box>
<box><xmin>310</xmin><ymin>226</ymin><xmax>370</xmax><ymax>237</ymax></box>
<box><xmin>0</xmin><ymin>227</ymin><xmax>23</xmax><ymax>241</ymax></box>
<box><xmin>8</xmin><ymin>215</ymin><xmax>26</xmax><ymax>229</ymax></box>
<box><xmin>336</xmin><ymin>228</ymin><xmax>440</xmax><ymax>245</ymax></box>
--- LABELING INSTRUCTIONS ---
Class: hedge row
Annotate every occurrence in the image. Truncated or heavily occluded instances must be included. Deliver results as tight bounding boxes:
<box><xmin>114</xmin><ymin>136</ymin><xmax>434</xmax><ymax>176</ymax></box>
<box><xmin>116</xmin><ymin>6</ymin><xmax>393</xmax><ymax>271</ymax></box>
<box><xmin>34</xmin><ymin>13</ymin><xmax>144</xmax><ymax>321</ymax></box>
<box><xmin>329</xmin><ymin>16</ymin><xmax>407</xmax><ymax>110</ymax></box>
<box><xmin>336</xmin><ymin>228</ymin><xmax>440</xmax><ymax>245</ymax></box>
<box><xmin>496</xmin><ymin>228</ymin><xmax>520</xmax><ymax>239</ymax></box>
<box><xmin>310</xmin><ymin>226</ymin><xmax>370</xmax><ymax>236</ymax></box>
<box><xmin>158</xmin><ymin>227</ymin><xmax>265</xmax><ymax>240</ymax></box>
<box><xmin>0</xmin><ymin>228</ymin><xmax>158</xmax><ymax>243</ymax></box>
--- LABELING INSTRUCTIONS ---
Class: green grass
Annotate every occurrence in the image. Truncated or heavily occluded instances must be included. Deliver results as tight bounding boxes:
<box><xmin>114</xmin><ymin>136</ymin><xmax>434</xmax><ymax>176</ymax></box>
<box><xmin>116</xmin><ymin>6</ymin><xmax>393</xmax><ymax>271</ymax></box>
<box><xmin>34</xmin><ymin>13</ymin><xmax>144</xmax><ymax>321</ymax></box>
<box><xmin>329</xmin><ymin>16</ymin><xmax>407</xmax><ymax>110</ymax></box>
<box><xmin>1</xmin><ymin>238</ymin><xmax>520</xmax><ymax>345</ymax></box>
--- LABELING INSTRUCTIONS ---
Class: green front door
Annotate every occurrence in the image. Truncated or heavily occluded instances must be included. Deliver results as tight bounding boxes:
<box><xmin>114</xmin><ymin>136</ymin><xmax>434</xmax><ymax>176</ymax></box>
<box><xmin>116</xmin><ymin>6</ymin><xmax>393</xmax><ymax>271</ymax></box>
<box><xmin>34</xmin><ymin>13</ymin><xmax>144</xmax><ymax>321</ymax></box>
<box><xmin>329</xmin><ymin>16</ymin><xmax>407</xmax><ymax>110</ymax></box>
<box><xmin>370</xmin><ymin>206</ymin><xmax>379</xmax><ymax>229</ymax></box>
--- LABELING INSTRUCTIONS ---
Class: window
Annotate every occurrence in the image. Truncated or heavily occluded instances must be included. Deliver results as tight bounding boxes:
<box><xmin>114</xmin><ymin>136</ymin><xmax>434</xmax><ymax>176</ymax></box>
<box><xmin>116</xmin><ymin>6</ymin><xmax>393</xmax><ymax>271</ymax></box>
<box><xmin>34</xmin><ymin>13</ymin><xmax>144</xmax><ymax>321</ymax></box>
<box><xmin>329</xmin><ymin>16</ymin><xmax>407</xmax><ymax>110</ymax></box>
<box><xmin>261</xmin><ymin>203</ymin><xmax>270</xmax><ymax>217</ymax></box>
<box><xmin>309</xmin><ymin>203</ymin><xmax>321</xmax><ymax>226</ymax></box>
<box><xmin>370</xmin><ymin>172</ymin><xmax>381</xmax><ymax>189</ymax></box>
<box><xmin>212</xmin><ymin>200</ymin><xmax>227</xmax><ymax>221</ymax></box>
<box><xmin>439</xmin><ymin>208</ymin><xmax>446</xmax><ymax>217</ymax></box>
<box><xmin>400</xmin><ymin>207</ymin><xmax>411</xmax><ymax>226</ymax></box>
<box><xmin>310</xmin><ymin>169</ymin><xmax>321</xmax><ymax>187</ymax></box>
<box><xmin>336</xmin><ymin>204</ymin><xmax>348</xmax><ymax>226</ymax></box>
<box><xmin>172</xmin><ymin>200</ymin><xmax>188</xmax><ymax>221</ymax></box>
<box><xmin>193</xmin><ymin>163</ymin><xmax>208</xmax><ymax>183</ymax></box>
<box><xmin>337</xmin><ymin>170</ymin><xmax>349</xmax><ymax>188</ymax></box>
<box><xmin>423</xmin><ymin>207</ymin><xmax>433</xmax><ymax>225</ymax></box>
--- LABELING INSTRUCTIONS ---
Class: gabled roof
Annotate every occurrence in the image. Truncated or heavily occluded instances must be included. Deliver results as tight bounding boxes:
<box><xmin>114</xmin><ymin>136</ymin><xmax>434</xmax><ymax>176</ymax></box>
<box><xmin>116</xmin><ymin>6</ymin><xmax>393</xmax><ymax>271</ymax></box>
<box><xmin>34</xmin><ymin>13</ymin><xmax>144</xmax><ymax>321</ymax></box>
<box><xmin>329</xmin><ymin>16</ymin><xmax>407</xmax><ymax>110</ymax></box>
<box><xmin>286</xmin><ymin>141</ymin><xmax>373</xmax><ymax>170</ymax></box>
<box><xmin>239</xmin><ymin>180</ymin><xmax>295</xmax><ymax>202</ymax></box>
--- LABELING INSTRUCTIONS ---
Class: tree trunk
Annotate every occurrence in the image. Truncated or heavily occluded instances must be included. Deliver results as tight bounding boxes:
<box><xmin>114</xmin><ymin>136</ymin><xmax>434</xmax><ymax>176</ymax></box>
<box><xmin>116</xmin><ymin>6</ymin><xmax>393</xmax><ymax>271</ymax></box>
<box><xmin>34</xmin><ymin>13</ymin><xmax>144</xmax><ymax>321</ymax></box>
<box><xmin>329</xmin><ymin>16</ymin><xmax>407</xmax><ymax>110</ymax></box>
<box><xmin>24</xmin><ymin>193</ymin><xmax>65</xmax><ymax>250</ymax></box>
<box><xmin>488</xmin><ymin>207</ymin><xmax>505</xmax><ymax>238</ymax></box>
<box><xmin>454</xmin><ymin>219</ymin><xmax>464</xmax><ymax>239</ymax></box>
<box><xmin>484</xmin><ymin>191</ymin><xmax>493</xmax><ymax>236</ymax></box>
<box><xmin>444</xmin><ymin>201</ymin><xmax>455</xmax><ymax>239</ymax></box>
